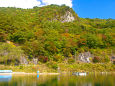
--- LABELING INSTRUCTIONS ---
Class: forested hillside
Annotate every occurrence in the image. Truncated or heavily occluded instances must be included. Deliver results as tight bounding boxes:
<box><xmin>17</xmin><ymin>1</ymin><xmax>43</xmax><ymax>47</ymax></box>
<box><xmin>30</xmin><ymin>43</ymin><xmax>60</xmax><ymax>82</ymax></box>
<box><xmin>0</xmin><ymin>5</ymin><xmax>115</xmax><ymax>65</ymax></box>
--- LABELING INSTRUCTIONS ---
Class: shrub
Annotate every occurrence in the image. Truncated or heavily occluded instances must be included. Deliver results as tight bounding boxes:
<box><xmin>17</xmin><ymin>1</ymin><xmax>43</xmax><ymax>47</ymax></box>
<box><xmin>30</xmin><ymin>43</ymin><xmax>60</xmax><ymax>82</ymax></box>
<box><xmin>113</xmin><ymin>61</ymin><xmax>115</xmax><ymax>64</ymax></box>
<box><xmin>93</xmin><ymin>56</ymin><xmax>101</xmax><ymax>63</ymax></box>
<box><xmin>19</xmin><ymin>65</ymin><xmax>23</xmax><ymax>69</ymax></box>
<box><xmin>104</xmin><ymin>55</ymin><xmax>110</xmax><ymax>63</ymax></box>
<box><xmin>53</xmin><ymin>54</ymin><xmax>64</xmax><ymax>62</ymax></box>
<box><xmin>0</xmin><ymin>43</ymin><xmax>24</xmax><ymax>65</ymax></box>
<box><xmin>0</xmin><ymin>32</ymin><xmax>7</xmax><ymax>42</ymax></box>
<box><xmin>68</xmin><ymin>58</ymin><xmax>75</xmax><ymax>64</ymax></box>
<box><xmin>38</xmin><ymin>56</ymin><xmax>48</xmax><ymax>63</ymax></box>
<box><xmin>86</xmin><ymin>34</ymin><xmax>99</xmax><ymax>48</ymax></box>
<box><xmin>47</xmin><ymin>61</ymin><xmax>58</xmax><ymax>69</ymax></box>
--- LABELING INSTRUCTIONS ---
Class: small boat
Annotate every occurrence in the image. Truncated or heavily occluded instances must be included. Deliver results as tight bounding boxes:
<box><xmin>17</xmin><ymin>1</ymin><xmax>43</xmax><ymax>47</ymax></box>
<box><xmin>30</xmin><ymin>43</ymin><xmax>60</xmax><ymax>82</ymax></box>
<box><xmin>72</xmin><ymin>72</ymin><xmax>87</xmax><ymax>76</ymax></box>
<box><xmin>0</xmin><ymin>70</ymin><xmax>12</xmax><ymax>73</ymax></box>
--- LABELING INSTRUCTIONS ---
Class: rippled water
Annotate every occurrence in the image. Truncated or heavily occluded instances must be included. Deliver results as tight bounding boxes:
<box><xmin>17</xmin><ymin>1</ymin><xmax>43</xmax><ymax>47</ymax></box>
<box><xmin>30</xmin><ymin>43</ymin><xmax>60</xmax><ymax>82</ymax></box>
<box><xmin>0</xmin><ymin>73</ymin><xmax>114</xmax><ymax>86</ymax></box>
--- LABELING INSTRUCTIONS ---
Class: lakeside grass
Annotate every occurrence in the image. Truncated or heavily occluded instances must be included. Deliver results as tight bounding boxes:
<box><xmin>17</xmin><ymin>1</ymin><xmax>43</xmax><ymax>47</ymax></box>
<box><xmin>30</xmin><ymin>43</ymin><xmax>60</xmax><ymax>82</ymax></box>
<box><xmin>59</xmin><ymin>63</ymin><xmax>115</xmax><ymax>73</ymax></box>
<box><xmin>0</xmin><ymin>64</ymin><xmax>57</xmax><ymax>73</ymax></box>
<box><xmin>0</xmin><ymin>63</ymin><xmax>114</xmax><ymax>73</ymax></box>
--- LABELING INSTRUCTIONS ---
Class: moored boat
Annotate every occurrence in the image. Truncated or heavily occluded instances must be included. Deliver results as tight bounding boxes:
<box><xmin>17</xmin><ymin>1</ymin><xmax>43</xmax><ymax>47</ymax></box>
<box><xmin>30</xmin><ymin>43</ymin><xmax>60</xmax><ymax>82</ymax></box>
<box><xmin>0</xmin><ymin>70</ymin><xmax>12</xmax><ymax>73</ymax></box>
<box><xmin>72</xmin><ymin>72</ymin><xmax>87</xmax><ymax>76</ymax></box>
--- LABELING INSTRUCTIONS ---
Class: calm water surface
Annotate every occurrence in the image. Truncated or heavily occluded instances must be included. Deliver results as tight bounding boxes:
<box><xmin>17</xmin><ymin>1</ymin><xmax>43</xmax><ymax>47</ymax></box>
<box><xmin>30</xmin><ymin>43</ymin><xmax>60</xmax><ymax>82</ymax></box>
<box><xmin>0</xmin><ymin>73</ymin><xmax>114</xmax><ymax>86</ymax></box>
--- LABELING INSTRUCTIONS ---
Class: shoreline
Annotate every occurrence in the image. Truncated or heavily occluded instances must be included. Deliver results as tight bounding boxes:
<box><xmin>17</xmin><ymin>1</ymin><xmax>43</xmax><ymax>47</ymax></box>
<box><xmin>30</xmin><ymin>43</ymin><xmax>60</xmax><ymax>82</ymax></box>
<box><xmin>0</xmin><ymin>72</ymin><xmax>60</xmax><ymax>75</ymax></box>
<box><xmin>0</xmin><ymin>72</ymin><xmax>115</xmax><ymax>75</ymax></box>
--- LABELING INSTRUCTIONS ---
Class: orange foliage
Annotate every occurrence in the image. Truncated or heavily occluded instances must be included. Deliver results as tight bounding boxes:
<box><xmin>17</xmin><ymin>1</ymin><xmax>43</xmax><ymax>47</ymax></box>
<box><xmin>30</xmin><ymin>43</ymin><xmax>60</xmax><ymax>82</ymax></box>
<box><xmin>102</xmin><ymin>34</ymin><xmax>107</xmax><ymax>40</ymax></box>
<box><xmin>97</xmin><ymin>34</ymin><xmax>103</xmax><ymax>40</ymax></box>
<box><xmin>75</xmin><ymin>35</ymin><xmax>80</xmax><ymax>39</ymax></box>
<box><xmin>61</xmin><ymin>33</ymin><xmax>70</xmax><ymax>38</ymax></box>
<box><xmin>35</xmin><ymin>29</ymin><xmax>44</xmax><ymax>37</ymax></box>
<box><xmin>78</xmin><ymin>39</ymin><xmax>86</xmax><ymax>45</ymax></box>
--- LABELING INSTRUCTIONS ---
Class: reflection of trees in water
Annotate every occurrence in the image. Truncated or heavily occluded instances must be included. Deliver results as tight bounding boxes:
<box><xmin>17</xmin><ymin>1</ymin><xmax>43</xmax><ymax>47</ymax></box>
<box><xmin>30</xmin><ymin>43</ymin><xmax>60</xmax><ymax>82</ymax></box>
<box><xmin>39</xmin><ymin>78</ymin><xmax>58</xmax><ymax>86</ymax></box>
<box><xmin>57</xmin><ymin>74</ymin><xmax>115</xmax><ymax>86</ymax></box>
<box><xmin>0</xmin><ymin>74</ymin><xmax>114</xmax><ymax>86</ymax></box>
<box><xmin>19</xmin><ymin>75</ymin><xmax>57</xmax><ymax>86</ymax></box>
<box><xmin>57</xmin><ymin>75</ymin><xmax>92</xmax><ymax>86</ymax></box>
<box><xmin>12</xmin><ymin>75</ymin><xmax>58</xmax><ymax>86</ymax></box>
<box><xmin>93</xmin><ymin>74</ymin><xmax>115</xmax><ymax>86</ymax></box>
<box><xmin>0</xmin><ymin>75</ymin><xmax>57</xmax><ymax>86</ymax></box>
<box><xmin>76</xmin><ymin>83</ymin><xmax>92</xmax><ymax>86</ymax></box>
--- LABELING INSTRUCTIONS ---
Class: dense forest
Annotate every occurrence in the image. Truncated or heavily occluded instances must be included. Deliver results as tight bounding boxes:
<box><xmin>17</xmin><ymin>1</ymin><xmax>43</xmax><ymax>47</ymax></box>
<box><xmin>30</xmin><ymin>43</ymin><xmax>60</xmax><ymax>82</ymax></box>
<box><xmin>0</xmin><ymin>5</ymin><xmax>115</xmax><ymax>66</ymax></box>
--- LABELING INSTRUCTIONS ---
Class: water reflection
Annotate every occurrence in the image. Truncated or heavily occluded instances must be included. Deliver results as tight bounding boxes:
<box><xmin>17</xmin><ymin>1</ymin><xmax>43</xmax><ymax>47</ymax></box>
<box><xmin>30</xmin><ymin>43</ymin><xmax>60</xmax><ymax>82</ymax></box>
<box><xmin>0</xmin><ymin>74</ymin><xmax>12</xmax><ymax>82</ymax></box>
<box><xmin>37</xmin><ymin>75</ymin><xmax>39</xmax><ymax>78</ymax></box>
<box><xmin>0</xmin><ymin>73</ymin><xmax>114</xmax><ymax>86</ymax></box>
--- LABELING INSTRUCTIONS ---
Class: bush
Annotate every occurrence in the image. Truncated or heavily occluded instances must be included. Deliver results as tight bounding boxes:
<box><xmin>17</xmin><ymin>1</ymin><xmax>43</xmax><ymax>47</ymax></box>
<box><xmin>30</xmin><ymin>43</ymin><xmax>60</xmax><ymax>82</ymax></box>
<box><xmin>19</xmin><ymin>65</ymin><xmax>23</xmax><ymax>69</ymax></box>
<box><xmin>47</xmin><ymin>61</ymin><xmax>58</xmax><ymax>69</ymax></box>
<box><xmin>53</xmin><ymin>54</ymin><xmax>64</xmax><ymax>62</ymax></box>
<box><xmin>0</xmin><ymin>31</ymin><xmax>7</xmax><ymax>42</ymax></box>
<box><xmin>68</xmin><ymin>58</ymin><xmax>75</xmax><ymax>64</ymax></box>
<box><xmin>86</xmin><ymin>34</ymin><xmax>99</xmax><ymax>48</ymax></box>
<box><xmin>93</xmin><ymin>56</ymin><xmax>101</xmax><ymax>63</ymax></box>
<box><xmin>38</xmin><ymin>56</ymin><xmax>48</xmax><ymax>63</ymax></box>
<box><xmin>0</xmin><ymin>43</ymin><xmax>24</xmax><ymax>65</ymax></box>
<box><xmin>104</xmin><ymin>55</ymin><xmax>110</xmax><ymax>63</ymax></box>
<box><xmin>113</xmin><ymin>61</ymin><xmax>115</xmax><ymax>64</ymax></box>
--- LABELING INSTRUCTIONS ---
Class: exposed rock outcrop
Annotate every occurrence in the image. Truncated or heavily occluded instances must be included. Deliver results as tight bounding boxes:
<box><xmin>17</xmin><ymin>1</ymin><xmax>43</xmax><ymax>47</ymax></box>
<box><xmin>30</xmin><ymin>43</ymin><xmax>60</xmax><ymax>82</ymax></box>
<box><xmin>37</xmin><ymin>5</ymin><xmax>78</xmax><ymax>23</ymax></box>
<box><xmin>20</xmin><ymin>56</ymin><xmax>28</xmax><ymax>65</ymax></box>
<box><xmin>29</xmin><ymin>58</ymin><xmax>38</xmax><ymax>65</ymax></box>
<box><xmin>61</xmin><ymin>11</ymin><xmax>75</xmax><ymax>23</ymax></box>
<box><xmin>78</xmin><ymin>52</ymin><xmax>93</xmax><ymax>63</ymax></box>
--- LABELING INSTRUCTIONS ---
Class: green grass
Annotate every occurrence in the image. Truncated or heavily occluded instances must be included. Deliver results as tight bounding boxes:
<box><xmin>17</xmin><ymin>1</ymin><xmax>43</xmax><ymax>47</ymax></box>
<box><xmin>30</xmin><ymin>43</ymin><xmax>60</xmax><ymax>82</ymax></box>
<box><xmin>0</xmin><ymin>63</ymin><xmax>114</xmax><ymax>73</ymax></box>
<box><xmin>59</xmin><ymin>63</ymin><xmax>115</xmax><ymax>73</ymax></box>
<box><xmin>0</xmin><ymin>64</ymin><xmax>57</xmax><ymax>73</ymax></box>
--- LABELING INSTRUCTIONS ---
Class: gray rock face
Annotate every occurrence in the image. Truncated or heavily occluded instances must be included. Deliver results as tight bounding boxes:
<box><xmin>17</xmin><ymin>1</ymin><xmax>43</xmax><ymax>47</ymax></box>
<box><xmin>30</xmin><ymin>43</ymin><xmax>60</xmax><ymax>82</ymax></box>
<box><xmin>61</xmin><ymin>11</ymin><xmax>75</xmax><ymax>23</ymax></box>
<box><xmin>20</xmin><ymin>57</ymin><xmax>38</xmax><ymax>65</ymax></box>
<box><xmin>20</xmin><ymin>56</ymin><xmax>28</xmax><ymax>65</ymax></box>
<box><xmin>31</xmin><ymin>58</ymin><xmax>38</xmax><ymax>65</ymax></box>
<box><xmin>78</xmin><ymin>52</ymin><xmax>93</xmax><ymax>63</ymax></box>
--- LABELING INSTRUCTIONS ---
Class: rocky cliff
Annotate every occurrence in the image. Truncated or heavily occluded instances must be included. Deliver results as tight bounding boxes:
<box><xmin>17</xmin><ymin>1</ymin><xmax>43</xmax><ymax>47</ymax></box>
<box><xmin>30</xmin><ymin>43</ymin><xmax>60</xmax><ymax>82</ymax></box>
<box><xmin>36</xmin><ymin>5</ymin><xmax>78</xmax><ymax>23</ymax></box>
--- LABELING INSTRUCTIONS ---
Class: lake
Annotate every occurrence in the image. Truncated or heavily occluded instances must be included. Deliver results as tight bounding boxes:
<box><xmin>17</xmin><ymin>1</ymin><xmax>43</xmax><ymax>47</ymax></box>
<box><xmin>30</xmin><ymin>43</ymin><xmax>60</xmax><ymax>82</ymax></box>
<box><xmin>0</xmin><ymin>73</ymin><xmax>114</xmax><ymax>86</ymax></box>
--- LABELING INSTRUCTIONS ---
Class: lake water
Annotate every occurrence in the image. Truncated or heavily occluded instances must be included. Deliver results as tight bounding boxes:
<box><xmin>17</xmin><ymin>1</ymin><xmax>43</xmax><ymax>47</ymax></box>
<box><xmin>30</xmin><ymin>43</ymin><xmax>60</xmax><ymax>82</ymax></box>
<box><xmin>0</xmin><ymin>73</ymin><xmax>114</xmax><ymax>86</ymax></box>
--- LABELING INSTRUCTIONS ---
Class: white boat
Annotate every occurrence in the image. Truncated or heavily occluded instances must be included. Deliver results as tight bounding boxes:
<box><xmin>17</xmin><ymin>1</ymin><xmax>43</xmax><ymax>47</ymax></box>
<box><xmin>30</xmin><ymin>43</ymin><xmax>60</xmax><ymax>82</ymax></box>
<box><xmin>0</xmin><ymin>70</ymin><xmax>12</xmax><ymax>73</ymax></box>
<box><xmin>72</xmin><ymin>72</ymin><xmax>87</xmax><ymax>76</ymax></box>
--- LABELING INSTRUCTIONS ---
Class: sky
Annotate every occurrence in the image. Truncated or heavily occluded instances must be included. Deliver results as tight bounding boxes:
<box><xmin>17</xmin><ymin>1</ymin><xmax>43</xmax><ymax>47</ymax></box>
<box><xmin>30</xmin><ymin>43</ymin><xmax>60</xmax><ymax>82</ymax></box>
<box><xmin>0</xmin><ymin>0</ymin><xmax>114</xmax><ymax>19</ymax></box>
<box><xmin>72</xmin><ymin>0</ymin><xmax>115</xmax><ymax>19</ymax></box>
